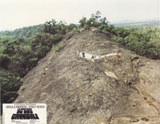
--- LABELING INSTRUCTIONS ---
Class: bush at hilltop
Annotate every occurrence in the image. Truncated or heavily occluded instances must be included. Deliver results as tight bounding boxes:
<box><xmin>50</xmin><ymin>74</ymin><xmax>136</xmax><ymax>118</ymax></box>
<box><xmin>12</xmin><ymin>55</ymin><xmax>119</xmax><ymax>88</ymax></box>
<box><xmin>78</xmin><ymin>11</ymin><xmax>160</xmax><ymax>59</ymax></box>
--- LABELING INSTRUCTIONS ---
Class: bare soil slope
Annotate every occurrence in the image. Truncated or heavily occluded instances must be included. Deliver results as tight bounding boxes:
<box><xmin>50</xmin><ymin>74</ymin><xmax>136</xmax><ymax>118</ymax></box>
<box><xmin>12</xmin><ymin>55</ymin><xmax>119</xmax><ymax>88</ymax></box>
<box><xmin>15</xmin><ymin>30</ymin><xmax>160</xmax><ymax>124</ymax></box>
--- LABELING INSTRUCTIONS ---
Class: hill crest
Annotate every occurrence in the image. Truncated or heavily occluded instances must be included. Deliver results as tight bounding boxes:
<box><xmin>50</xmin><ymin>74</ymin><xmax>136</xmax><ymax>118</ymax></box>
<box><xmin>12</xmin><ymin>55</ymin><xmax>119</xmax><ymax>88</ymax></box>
<box><xmin>15</xmin><ymin>30</ymin><xmax>160</xmax><ymax>124</ymax></box>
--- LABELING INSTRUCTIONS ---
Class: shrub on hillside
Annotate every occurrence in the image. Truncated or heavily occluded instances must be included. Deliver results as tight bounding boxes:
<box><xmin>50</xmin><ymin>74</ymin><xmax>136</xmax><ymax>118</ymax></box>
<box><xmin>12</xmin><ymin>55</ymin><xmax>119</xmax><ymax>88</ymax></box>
<box><xmin>0</xmin><ymin>69</ymin><xmax>22</xmax><ymax>103</ymax></box>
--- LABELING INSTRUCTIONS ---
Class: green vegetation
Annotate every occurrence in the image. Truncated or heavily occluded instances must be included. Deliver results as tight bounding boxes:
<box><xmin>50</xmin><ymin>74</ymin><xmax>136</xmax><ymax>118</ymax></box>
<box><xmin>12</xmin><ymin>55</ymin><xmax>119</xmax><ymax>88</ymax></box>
<box><xmin>79</xmin><ymin>11</ymin><xmax>160</xmax><ymax>59</ymax></box>
<box><xmin>53</xmin><ymin>42</ymin><xmax>64</xmax><ymax>52</ymax></box>
<box><xmin>111</xmin><ymin>27</ymin><xmax>160</xmax><ymax>59</ymax></box>
<box><xmin>0</xmin><ymin>24</ymin><xmax>43</xmax><ymax>39</ymax></box>
<box><xmin>0</xmin><ymin>11</ymin><xmax>160</xmax><ymax>108</ymax></box>
<box><xmin>0</xmin><ymin>20</ymin><xmax>77</xmax><ymax>105</ymax></box>
<box><xmin>0</xmin><ymin>69</ymin><xmax>22</xmax><ymax>103</ymax></box>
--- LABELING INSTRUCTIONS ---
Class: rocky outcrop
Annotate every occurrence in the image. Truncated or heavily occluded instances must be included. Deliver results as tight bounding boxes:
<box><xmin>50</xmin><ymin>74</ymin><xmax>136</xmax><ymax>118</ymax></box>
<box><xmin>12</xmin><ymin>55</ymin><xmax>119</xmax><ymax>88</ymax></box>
<box><xmin>15</xmin><ymin>30</ymin><xmax>160</xmax><ymax>124</ymax></box>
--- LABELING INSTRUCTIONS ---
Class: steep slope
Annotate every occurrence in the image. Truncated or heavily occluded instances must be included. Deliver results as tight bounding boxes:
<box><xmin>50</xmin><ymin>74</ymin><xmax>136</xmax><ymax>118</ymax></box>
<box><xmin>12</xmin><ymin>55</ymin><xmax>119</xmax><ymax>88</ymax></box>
<box><xmin>14</xmin><ymin>30</ymin><xmax>160</xmax><ymax>124</ymax></box>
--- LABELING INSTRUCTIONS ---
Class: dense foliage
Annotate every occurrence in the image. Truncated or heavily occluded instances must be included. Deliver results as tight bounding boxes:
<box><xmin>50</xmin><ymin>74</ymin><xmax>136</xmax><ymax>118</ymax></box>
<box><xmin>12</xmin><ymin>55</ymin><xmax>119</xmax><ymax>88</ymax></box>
<box><xmin>0</xmin><ymin>20</ymin><xmax>77</xmax><ymax>105</ymax></box>
<box><xmin>0</xmin><ymin>25</ymin><xmax>43</xmax><ymax>39</ymax></box>
<box><xmin>79</xmin><ymin>11</ymin><xmax>160</xmax><ymax>59</ymax></box>
<box><xmin>111</xmin><ymin>27</ymin><xmax>160</xmax><ymax>59</ymax></box>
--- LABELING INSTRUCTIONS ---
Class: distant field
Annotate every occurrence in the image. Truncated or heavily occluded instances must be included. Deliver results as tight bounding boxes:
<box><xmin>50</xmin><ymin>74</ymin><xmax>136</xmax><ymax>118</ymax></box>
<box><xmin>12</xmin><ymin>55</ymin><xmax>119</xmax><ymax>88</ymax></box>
<box><xmin>113</xmin><ymin>19</ymin><xmax>160</xmax><ymax>27</ymax></box>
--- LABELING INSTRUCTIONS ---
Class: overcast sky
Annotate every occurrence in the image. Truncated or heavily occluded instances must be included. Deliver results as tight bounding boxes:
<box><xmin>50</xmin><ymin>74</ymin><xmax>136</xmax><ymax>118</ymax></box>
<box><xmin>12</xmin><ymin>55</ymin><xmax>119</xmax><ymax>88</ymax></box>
<box><xmin>0</xmin><ymin>0</ymin><xmax>160</xmax><ymax>30</ymax></box>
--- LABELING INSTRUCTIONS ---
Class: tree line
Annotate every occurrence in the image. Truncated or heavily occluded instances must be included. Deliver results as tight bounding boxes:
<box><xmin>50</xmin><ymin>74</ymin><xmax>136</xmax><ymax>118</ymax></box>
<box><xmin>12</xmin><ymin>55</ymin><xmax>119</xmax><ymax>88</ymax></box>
<box><xmin>79</xmin><ymin>11</ymin><xmax>160</xmax><ymax>59</ymax></box>
<box><xmin>0</xmin><ymin>20</ymin><xmax>77</xmax><ymax>105</ymax></box>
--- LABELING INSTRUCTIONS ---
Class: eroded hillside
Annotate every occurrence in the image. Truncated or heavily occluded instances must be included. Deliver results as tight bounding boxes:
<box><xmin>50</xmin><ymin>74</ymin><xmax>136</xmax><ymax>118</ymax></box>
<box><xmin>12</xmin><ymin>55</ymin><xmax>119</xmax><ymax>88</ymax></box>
<box><xmin>15</xmin><ymin>30</ymin><xmax>160</xmax><ymax>124</ymax></box>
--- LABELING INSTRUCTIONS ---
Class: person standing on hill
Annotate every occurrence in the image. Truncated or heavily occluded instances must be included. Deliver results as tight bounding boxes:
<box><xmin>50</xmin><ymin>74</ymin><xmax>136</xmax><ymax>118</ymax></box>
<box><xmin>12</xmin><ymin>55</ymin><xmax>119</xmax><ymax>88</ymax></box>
<box><xmin>116</xmin><ymin>51</ymin><xmax>120</xmax><ymax>62</ymax></box>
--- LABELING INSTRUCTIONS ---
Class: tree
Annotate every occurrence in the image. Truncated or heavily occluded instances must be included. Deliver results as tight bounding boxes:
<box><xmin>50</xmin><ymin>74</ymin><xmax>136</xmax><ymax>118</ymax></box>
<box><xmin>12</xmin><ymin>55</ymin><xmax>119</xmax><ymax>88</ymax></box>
<box><xmin>79</xmin><ymin>17</ymin><xmax>87</xmax><ymax>28</ymax></box>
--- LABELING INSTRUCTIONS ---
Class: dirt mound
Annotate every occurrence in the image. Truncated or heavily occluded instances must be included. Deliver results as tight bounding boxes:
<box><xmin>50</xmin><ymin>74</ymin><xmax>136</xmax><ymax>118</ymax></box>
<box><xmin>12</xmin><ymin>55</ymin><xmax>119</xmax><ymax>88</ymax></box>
<box><xmin>14</xmin><ymin>30</ymin><xmax>160</xmax><ymax>124</ymax></box>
